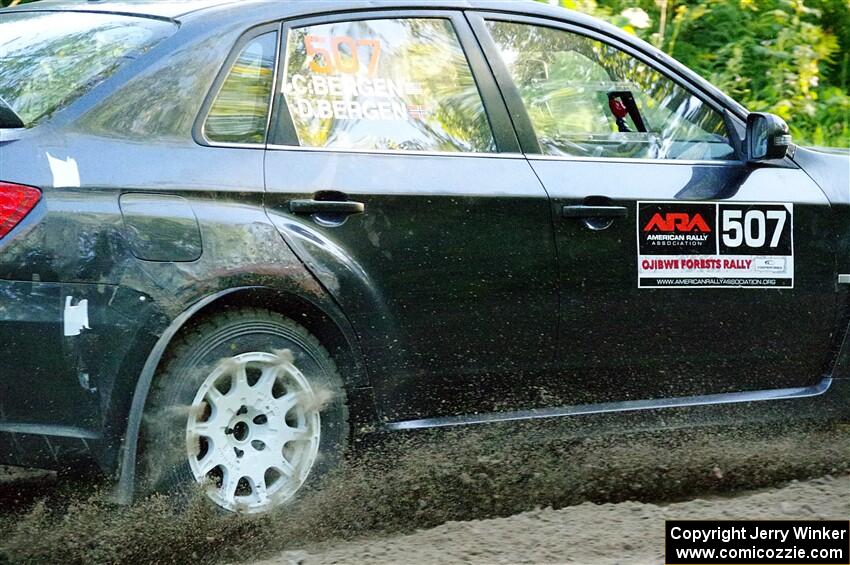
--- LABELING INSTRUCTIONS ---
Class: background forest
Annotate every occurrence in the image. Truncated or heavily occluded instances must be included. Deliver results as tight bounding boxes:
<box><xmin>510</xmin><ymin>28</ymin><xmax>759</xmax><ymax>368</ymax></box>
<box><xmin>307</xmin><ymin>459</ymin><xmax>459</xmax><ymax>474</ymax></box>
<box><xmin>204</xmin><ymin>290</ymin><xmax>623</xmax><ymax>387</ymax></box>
<box><xmin>540</xmin><ymin>0</ymin><xmax>849</xmax><ymax>147</ymax></box>
<box><xmin>2</xmin><ymin>0</ymin><xmax>848</xmax><ymax>147</ymax></box>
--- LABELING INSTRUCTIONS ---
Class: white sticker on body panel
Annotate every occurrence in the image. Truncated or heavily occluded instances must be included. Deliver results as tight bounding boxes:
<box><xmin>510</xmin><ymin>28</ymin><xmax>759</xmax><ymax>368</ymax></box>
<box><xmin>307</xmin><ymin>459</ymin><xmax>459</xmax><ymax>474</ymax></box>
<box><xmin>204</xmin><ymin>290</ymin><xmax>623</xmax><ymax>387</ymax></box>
<box><xmin>64</xmin><ymin>296</ymin><xmax>90</xmax><ymax>336</ymax></box>
<box><xmin>46</xmin><ymin>152</ymin><xmax>81</xmax><ymax>188</ymax></box>
<box><xmin>637</xmin><ymin>201</ymin><xmax>794</xmax><ymax>289</ymax></box>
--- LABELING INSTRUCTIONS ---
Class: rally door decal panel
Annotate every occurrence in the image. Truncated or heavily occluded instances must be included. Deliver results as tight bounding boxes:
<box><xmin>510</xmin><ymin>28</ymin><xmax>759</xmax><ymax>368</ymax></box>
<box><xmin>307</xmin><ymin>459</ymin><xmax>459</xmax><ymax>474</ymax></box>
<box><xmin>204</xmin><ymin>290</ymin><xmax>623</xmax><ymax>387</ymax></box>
<box><xmin>528</xmin><ymin>158</ymin><xmax>836</xmax><ymax>401</ymax></box>
<box><xmin>637</xmin><ymin>201</ymin><xmax>794</xmax><ymax>289</ymax></box>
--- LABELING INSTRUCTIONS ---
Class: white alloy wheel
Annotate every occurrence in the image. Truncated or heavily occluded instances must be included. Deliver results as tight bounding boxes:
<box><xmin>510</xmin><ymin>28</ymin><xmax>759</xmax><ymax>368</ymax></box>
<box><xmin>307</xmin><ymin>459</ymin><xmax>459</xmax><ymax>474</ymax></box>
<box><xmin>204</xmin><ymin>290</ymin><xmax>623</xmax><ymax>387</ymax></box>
<box><xmin>185</xmin><ymin>351</ymin><xmax>321</xmax><ymax>513</ymax></box>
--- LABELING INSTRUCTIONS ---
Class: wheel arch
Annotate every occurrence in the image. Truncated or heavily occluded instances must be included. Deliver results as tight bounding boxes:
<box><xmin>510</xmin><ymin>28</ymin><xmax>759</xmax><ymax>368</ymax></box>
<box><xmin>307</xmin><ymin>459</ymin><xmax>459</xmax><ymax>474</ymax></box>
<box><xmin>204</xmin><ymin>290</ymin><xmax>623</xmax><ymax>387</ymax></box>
<box><xmin>179</xmin><ymin>287</ymin><xmax>368</xmax><ymax>389</ymax></box>
<box><xmin>111</xmin><ymin>285</ymin><xmax>373</xmax><ymax>504</ymax></box>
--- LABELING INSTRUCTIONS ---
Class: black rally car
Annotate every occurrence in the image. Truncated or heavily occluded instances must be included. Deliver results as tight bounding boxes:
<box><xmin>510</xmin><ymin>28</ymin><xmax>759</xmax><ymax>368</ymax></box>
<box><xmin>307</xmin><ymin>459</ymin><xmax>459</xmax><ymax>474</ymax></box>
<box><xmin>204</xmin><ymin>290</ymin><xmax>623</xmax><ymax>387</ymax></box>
<box><xmin>0</xmin><ymin>0</ymin><xmax>848</xmax><ymax>513</ymax></box>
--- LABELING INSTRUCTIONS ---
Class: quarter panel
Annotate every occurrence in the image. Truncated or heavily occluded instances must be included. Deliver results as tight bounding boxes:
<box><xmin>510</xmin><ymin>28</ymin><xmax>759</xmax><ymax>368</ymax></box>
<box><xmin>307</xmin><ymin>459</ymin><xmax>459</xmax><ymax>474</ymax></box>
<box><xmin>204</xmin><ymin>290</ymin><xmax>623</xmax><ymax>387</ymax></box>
<box><xmin>0</xmin><ymin>131</ymin><xmax>360</xmax><ymax>469</ymax></box>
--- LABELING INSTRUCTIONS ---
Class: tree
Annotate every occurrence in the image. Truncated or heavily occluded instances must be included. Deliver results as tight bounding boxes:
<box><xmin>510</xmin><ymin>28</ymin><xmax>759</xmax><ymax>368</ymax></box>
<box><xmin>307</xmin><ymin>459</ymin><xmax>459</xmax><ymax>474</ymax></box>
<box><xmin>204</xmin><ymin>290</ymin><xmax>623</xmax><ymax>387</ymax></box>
<box><xmin>541</xmin><ymin>0</ymin><xmax>849</xmax><ymax>147</ymax></box>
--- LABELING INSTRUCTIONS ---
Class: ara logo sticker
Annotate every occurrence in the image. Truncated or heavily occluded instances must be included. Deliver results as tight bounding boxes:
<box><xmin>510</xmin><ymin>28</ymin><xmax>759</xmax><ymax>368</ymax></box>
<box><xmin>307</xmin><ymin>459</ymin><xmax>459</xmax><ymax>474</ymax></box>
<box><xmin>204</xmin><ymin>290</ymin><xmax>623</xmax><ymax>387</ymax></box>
<box><xmin>637</xmin><ymin>202</ymin><xmax>794</xmax><ymax>289</ymax></box>
<box><xmin>643</xmin><ymin>212</ymin><xmax>711</xmax><ymax>233</ymax></box>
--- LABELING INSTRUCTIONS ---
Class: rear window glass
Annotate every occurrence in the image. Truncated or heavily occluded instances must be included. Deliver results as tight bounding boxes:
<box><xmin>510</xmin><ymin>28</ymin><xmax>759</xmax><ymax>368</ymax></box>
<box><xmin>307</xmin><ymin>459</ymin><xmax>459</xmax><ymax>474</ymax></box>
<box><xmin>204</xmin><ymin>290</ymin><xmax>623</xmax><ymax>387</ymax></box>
<box><xmin>204</xmin><ymin>32</ymin><xmax>278</xmax><ymax>145</ymax></box>
<box><xmin>0</xmin><ymin>12</ymin><xmax>176</xmax><ymax>127</ymax></box>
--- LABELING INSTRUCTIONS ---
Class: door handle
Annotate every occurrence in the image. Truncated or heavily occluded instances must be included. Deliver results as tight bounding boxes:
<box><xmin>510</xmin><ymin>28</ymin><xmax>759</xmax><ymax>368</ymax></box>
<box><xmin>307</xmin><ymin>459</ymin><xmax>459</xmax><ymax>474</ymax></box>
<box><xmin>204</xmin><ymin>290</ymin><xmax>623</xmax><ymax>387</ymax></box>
<box><xmin>289</xmin><ymin>199</ymin><xmax>365</xmax><ymax>215</ymax></box>
<box><xmin>562</xmin><ymin>205</ymin><xmax>627</xmax><ymax>219</ymax></box>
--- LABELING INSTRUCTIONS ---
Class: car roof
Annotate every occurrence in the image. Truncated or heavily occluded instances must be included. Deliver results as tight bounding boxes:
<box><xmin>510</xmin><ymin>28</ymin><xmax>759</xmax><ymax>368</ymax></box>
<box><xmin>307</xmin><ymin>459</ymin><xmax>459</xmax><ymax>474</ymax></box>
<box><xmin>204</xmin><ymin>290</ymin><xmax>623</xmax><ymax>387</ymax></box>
<box><xmin>4</xmin><ymin>0</ymin><xmax>734</xmax><ymax>109</ymax></box>
<box><xmin>0</xmin><ymin>0</ymin><xmax>747</xmax><ymax>127</ymax></box>
<box><xmin>1</xmin><ymin>0</ymin><xmax>591</xmax><ymax>27</ymax></box>
<box><xmin>0</xmin><ymin>0</ymin><xmax>241</xmax><ymax>19</ymax></box>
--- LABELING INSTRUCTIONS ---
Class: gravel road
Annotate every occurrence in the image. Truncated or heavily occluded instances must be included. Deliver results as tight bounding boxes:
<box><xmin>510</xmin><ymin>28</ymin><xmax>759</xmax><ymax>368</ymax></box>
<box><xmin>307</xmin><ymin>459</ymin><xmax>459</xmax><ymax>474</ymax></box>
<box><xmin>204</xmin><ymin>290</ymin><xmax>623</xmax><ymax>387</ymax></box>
<box><xmin>257</xmin><ymin>474</ymin><xmax>850</xmax><ymax>565</ymax></box>
<box><xmin>1</xmin><ymin>422</ymin><xmax>848</xmax><ymax>564</ymax></box>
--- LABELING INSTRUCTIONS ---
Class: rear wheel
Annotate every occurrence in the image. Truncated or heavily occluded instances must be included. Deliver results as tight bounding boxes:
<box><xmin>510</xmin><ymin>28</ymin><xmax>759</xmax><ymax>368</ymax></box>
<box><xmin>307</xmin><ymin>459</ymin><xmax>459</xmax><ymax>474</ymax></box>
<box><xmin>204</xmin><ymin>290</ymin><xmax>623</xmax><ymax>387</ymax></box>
<box><xmin>140</xmin><ymin>309</ymin><xmax>348</xmax><ymax>513</ymax></box>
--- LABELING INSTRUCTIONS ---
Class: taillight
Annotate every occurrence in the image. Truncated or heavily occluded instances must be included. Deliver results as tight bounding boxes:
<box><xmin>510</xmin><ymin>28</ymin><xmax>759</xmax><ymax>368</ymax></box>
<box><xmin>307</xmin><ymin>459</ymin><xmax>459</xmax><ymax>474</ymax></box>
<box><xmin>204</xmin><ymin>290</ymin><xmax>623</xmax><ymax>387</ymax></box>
<box><xmin>0</xmin><ymin>182</ymin><xmax>41</xmax><ymax>239</ymax></box>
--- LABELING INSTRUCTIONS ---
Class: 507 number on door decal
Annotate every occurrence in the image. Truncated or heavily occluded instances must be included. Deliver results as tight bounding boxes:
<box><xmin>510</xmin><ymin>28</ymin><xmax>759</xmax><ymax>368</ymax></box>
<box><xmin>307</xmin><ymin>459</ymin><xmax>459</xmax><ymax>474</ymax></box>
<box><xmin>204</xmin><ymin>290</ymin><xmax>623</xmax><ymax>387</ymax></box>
<box><xmin>637</xmin><ymin>202</ymin><xmax>794</xmax><ymax>289</ymax></box>
<box><xmin>721</xmin><ymin>208</ymin><xmax>788</xmax><ymax>249</ymax></box>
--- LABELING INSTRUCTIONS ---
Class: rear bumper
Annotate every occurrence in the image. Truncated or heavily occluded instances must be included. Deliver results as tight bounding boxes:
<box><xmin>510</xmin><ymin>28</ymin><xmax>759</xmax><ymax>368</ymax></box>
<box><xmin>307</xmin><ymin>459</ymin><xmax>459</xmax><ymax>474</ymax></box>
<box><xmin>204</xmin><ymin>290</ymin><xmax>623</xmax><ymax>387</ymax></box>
<box><xmin>0</xmin><ymin>278</ymin><xmax>160</xmax><ymax>471</ymax></box>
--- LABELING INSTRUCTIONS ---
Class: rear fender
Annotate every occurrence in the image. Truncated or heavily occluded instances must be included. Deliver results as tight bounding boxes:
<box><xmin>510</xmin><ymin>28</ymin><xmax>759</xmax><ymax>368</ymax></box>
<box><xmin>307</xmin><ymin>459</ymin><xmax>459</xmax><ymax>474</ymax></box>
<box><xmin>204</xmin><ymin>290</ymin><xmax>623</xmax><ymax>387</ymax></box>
<box><xmin>265</xmin><ymin>209</ymin><xmax>406</xmax><ymax>373</ymax></box>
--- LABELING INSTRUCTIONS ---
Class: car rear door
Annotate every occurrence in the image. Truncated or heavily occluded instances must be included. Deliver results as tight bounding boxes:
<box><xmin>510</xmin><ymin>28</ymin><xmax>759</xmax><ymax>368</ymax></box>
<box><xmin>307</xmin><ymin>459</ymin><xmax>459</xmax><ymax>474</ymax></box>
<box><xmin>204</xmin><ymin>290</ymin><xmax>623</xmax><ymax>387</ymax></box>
<box><xmin>263</xmin><ymin>10</ymin><xmax>559</xmax><ymax>422</ymax></box>
<box><xmin>469</xmin><ymin>12</ymin><xmax>838</xmax><ymax>404</ymax></box>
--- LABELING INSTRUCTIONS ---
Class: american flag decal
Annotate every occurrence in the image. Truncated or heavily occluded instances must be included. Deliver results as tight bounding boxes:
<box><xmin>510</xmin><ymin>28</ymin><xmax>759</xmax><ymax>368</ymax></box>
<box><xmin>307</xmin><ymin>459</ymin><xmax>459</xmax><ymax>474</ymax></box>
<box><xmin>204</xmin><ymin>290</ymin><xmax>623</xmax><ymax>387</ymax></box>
<box><xmin>407</xmin><ymin>105</ymin><xmax>429</xmax><ymax>120</ymax></box>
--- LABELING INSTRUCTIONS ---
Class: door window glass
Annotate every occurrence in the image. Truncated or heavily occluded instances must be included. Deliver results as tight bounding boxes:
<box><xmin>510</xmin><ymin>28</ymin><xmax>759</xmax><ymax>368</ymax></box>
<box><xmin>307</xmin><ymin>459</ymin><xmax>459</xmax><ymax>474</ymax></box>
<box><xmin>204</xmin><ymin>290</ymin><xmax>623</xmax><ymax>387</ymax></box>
<box><xmin>486</xmin><ymin>21</ymin><xmax>735</xmax><ymax>161</ymax></box>
<box><xmin>204</xmin><ymin>32</ymin><xmax>277</xmax><ymax>144</ymax></box>
<box><xmin>281</xmin><ymin>18</ymin><xmax>495</xmax><ymax>153</ymax></box>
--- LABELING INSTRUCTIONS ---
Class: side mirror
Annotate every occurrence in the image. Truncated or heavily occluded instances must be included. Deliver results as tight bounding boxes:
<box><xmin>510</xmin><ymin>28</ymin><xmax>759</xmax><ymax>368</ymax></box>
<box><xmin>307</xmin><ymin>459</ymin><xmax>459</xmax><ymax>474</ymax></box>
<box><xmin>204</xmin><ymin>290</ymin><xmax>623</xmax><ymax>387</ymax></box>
<box><xmin>746</xmin><ymin>112</ymin><xmax>792</xmax><ymax>162</ymax></box>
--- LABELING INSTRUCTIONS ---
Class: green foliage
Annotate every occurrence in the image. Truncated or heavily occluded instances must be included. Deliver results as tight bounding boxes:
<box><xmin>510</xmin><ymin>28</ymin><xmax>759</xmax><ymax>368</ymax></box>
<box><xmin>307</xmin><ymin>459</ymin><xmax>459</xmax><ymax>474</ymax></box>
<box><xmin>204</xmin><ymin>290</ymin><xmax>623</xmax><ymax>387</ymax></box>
<box><xmin>542</xmin><ymin>0</ymin><xmax>850</xmax><ymax>147</ymax></box>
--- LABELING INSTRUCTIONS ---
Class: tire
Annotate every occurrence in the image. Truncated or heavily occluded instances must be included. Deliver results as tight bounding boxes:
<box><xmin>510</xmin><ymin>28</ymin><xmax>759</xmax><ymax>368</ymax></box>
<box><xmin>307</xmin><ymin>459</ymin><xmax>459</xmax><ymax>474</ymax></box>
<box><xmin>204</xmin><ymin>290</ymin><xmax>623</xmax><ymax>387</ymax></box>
<box><xmin>140</xmin><ymin>308</ymin><xmax>349</xmax><ymax>513</ymax></box>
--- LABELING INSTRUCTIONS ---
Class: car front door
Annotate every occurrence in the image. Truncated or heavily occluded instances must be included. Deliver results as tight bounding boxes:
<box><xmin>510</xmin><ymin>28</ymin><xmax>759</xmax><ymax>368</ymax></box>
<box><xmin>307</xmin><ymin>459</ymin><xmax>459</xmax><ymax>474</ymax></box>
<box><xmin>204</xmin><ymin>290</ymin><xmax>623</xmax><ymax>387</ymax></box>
<box><xmin>263</xmin><ymin>11</ymin><xmax>559</xmax><ymax>422</ymax></box>
<box><xmin>471</xmin><ymin>13</ymin><xmax>838</xmax><ymax>405</ymax></box>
